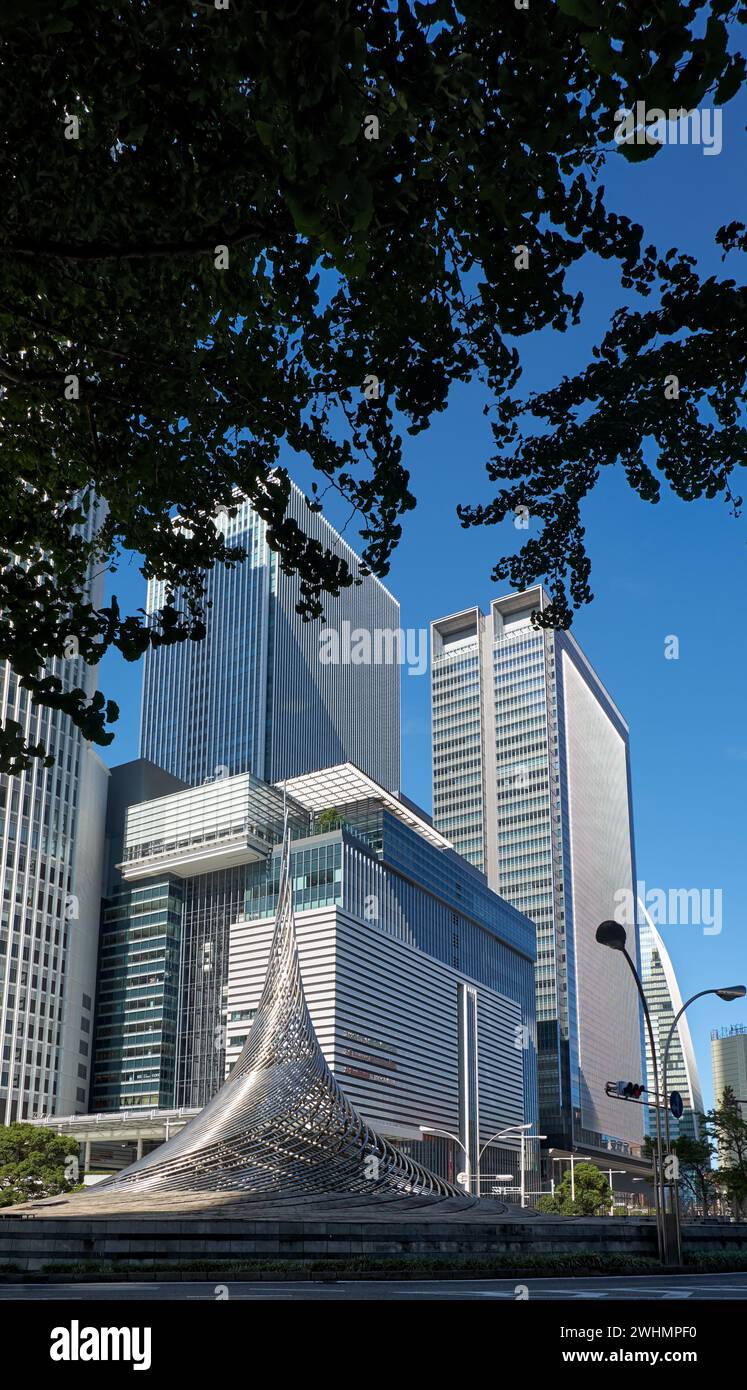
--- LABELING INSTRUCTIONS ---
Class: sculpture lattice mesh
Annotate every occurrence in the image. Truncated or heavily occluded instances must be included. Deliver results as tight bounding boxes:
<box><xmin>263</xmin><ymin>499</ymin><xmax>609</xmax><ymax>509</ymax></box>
<box><xmin>99</xmin><ymin>823</ymin><xmax>458</xmax><ymax>1199</ymax></box>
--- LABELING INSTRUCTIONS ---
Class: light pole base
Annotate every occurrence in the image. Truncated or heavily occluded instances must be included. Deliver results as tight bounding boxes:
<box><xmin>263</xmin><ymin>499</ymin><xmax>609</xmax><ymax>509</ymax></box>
<box><xmin>662</xmin><ymin>1210</ymin><xmax>681</xmax><ymax>1266</ymax></box>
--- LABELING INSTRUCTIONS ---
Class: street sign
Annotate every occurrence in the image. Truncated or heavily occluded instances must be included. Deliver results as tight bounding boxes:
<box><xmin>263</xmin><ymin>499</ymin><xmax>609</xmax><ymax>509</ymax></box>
<box><xmin>456</xmin><ymin>1171</ymin><xmax>469</xmax><ymax>1186</ymax></box>
<box><xmin>669</xmin><ymin>1091</ymin><xmax>684</xmax><ymax>1120</ymax></box>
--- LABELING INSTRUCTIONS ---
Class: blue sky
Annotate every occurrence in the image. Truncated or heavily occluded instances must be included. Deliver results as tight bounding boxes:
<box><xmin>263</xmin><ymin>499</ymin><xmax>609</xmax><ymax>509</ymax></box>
<box><xmin>99</xmin><ymin>87</ymin><xmax>747</xmax><ymax>1109</ymax></box>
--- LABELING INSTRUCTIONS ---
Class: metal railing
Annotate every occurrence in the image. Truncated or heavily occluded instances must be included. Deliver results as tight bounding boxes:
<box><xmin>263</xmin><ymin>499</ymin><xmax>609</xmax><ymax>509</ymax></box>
<box><xmin>32</xmin><ymin>1106</ymin><xmax>199</xmax><ymax>1128</ymax></box>
<box><xmin>121</xmin><ymin>822</ymin><xmax>271</xmax><ymax>866</ymax></box>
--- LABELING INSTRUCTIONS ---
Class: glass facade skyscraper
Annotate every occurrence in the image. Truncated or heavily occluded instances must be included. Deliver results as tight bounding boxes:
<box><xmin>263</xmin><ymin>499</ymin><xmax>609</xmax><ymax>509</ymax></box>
<box><xmin>92</xmin><ymin>877</ymin><xmax>183</xmax><ymax>1111</ymax></box>
<box><xmin>0</xmin><ymin>497</ymin><xmax>109</xmax><ymax>1123</ymax></box>
<box><xmin>139</xmin><ymin>482</ymin><xmax>400</xmax><ymax>792</ymax></box>
<box><xmin>243</xmin><ymin>801</ymin><xmax>537</xmax><ymax>1032</ymax></box>
<box><xmin>638</xmin><ymin>904</ymin><xmax>703</xmax><ymax>1141</ymax></box>
<box><xmin>431</xmin><ymin>586</ymin><xmax>645</xmax><ymax>1156</ymax></box>
<box><xmin>175</xmin><ymin>865</ymin><xmax>248</xmax><ymax>1107</ymax></box>
<box><xmin>90</xmin><ymin>759</ymin><xmax>188</xmax><ymax>1112</ymax></box>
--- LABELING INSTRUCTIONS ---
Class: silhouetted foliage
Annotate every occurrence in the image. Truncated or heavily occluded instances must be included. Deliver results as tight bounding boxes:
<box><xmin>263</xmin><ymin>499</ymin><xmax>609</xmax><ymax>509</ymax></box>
<box><xmin>2</xmin><ymin>1</ymin><xmax>744</xmax><ymax>769</ymax></box>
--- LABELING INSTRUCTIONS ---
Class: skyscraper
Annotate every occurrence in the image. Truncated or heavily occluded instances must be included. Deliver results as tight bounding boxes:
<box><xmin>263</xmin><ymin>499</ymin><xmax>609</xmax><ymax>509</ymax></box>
<box><xmin>0</xmin><ymin>498</ymin><xmax>109</xmax><ymax>1123</ymax></box>
<box><xmin>711</xmin><ymin>1024</ymin><xmax>747</xmax><ymax>1124</ymax></box>
<box><xmin>638</xmin><ymin>903</ymin><xmax>704</xmax><ymax>1140</ymax></box>
<box><xmin>139</xmin><ymin>482</ymin><xmax>400</xmax><ymax>792</ymax></box>
<box><xmin>431</xmin><ymin>585</ymin><xmax>645</xmax><ymax>1156</ymax></box>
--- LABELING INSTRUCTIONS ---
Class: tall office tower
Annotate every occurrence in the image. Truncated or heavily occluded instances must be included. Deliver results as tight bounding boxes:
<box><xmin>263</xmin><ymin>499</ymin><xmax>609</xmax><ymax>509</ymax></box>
<box><xmin>638</xmin><ymin>904</ymin><xmax>704</xmax><ymax>1140</ymax></box>
<box><xmin>431</xmin><ymin>585</ymin><xmax>645</xmax><ymax>1156</ymax></box>
<box><xmin>139</xmin><ymin>482</ymin><xmax>400</xmax><ymax>792</ymax></box>
<box><xmin>711</xmin><ymin>1024</ymin><xmax>747</xmax><ymax>1126</ymax></box>
<box><xmin>0</xmin><ymin>499</ymin><xmax>109</xmax><ymax>1124</ymax></box>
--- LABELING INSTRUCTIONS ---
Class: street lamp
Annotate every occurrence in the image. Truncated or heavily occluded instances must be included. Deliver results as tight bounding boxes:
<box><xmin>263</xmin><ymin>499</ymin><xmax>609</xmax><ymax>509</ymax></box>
<box><xmin>596</xmin><ymin>919</ymin><xmax>667</xmax><ymax>1262</ymax></box>
<box><xmin>422</xmin><ymin>1121</ymin><xmax>546</xmax><ymax>1200</ymax></box>
<box><xmin>603</xmin><ymin>1167</ymin><xmax>627</xmax><ymax>1214</ymax></box>
<box><xmin>419</xmin><ymin>1125</ymin><xmax>471</xmax><ymax>1192</ymax></box>
<box><xmin>662</xmin><ymin>982</ymin><xmax>745</xmax><ymax>1262</ymax></box>
<box><xmin>478</xmin><ymin>1123</ymin><xmax>531</xmax><ymax>1200</ymax></box>
<box><xmin>549</xmin><ymin>1151</ymin><xmax>579</xmax><ymax>1200</ymax></box>
<box><xmin>555</xmin><ymin>1157</ymin><xmax>626</xmax><ymax>1209</ymax></box>
<box><xmin>478</xmin><ymin>1123</ymin><xmax>546</xmax><ymax>1205</ymax></box>
<box><xmin>548</xmin><ymin>1151</ymin><xmax>607</xmax><ymax>1202</ymax></box>
<box><xmin>632</xmin><ymin>1175</ymin><xmax>656</xmax><ymax>1215</ymax></box>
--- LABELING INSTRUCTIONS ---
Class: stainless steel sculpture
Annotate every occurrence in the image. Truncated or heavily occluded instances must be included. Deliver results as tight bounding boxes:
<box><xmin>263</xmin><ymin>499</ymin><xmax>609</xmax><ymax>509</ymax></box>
<box><xmin>98</xmin><ymin>822</ymin><xmax>457</xmax><ymax>1200</ymax></box>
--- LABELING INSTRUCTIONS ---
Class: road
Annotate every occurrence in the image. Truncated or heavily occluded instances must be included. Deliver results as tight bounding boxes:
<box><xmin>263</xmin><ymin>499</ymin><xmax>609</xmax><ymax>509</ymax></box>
<box><xmin>1</xmin><ymin>1273</ymin><xmax>746</xmax><ymax>1300</ymax></box>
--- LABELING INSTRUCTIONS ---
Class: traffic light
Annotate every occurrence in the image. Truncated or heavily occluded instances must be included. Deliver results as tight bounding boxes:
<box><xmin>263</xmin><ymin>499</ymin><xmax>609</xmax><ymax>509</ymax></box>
<box><xmin>606</xmin><ymin>1080</ymin><xmax>647</xmax><ymax>1100</ymax></box>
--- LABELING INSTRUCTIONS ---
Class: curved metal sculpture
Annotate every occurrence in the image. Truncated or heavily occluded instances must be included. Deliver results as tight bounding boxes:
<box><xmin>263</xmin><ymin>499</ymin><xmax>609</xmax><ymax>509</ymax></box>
<box><xmin>98</xmin><ymin>822</ymin><xmax>458</xmax><ymax>1200</ymax></box>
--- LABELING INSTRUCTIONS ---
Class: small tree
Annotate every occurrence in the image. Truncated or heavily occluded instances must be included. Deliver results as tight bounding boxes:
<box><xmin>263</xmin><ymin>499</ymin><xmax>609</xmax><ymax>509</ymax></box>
<box><xmin>672</xmin><ymin>1133</ymin><xmax>718</xmax><ymax>1218</ymax></box>
<box><xmin>643</xmin><ymin>1130</ymin><xmax>718</xmax><ymax>1218</ymax></box>
<box><xmin>316</xmin><ymin>807</ymin><xmax>342</xmax><ymax>834</ymax></box>
<box><xmin>0</xmin><ymin>1122</ymin><xmax>81</xmax><ymax>1207</ymax></box>
<box><xmin>704</xmin><ymin>1088</ymin><xmax>747</xmax><ymax>1217</ymax></box>
<box><xmin>536</xmin><ymin>1162</ymin><xmax>610</xmax><ymax>1217</ymax></box>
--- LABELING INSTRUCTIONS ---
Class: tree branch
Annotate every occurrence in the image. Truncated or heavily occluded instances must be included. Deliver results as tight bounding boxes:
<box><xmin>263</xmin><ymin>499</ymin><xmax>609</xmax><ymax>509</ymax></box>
<box><xmin>0</xmin><ymin>219</ymin><xmax>269</xmax><ymax>262</ymax></box>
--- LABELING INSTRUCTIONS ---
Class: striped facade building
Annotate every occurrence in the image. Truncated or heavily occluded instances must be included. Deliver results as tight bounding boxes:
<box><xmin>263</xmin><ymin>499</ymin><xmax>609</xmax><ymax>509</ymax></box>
<box><xmin>89</xmin><ymin>760</ymin><xmax>538</xmax><ymax>1190</ymax></box>
<box><xmin>431</xmin><ymin>586</ymin><xmax>645</xmax><ymax>1158</ymax></box>
<box><xmin>139</xmin><ymin>482</ymin><xmax>400</xmax><ymax>793</ymax></box>
<box><xmin>638</xmin><ymin>904</ymin><xmax>703</xmax><ymax>1141</ymax></box>
<box><xmin>0</xmin><ymin>498</ymin><xmax>109</xmax><ymax>1123</ymax></box>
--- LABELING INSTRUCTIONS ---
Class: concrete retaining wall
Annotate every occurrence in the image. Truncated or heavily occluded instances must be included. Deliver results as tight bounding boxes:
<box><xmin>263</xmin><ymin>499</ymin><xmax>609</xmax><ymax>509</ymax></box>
<box><xmin>1</xmin><ymin>1216</ymin><xmax>745</xmax><ymax>1270</ymax></box>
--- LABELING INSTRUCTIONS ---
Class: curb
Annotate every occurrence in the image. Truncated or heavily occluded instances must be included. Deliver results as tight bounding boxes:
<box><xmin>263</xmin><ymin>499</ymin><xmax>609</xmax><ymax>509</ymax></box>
<box><xmin>1</xmin><ymin>1263</ymin><xmax>741</xmax><ymax>1285</ymax></box>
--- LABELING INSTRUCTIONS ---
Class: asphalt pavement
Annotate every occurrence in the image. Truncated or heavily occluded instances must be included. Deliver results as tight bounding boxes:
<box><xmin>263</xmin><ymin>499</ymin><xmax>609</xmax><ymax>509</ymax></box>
<box><xmin>1</xmin><ymin>1272</ymin><xmax>746</xmax><ymax>1300</ymax></box>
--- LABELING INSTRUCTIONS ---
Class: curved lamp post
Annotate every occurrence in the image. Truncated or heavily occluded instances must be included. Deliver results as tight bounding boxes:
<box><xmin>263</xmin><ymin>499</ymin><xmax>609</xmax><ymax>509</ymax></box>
<box><xmin>662</xmin><ymin>983</ymin><xmax>745</xmax><ymax>1262</ymax></box>
<box><xmin>420</xmin><ymin>1121</ymin><xmax>546</xmax><ymax>1199</ymax></box>
<box><xmin>478</xmin><ymin>1123</ymin><xmax>546</xmax><ymax>1204</ymax></box>
<box><xmin>419</xmin><ymin>1125</ymin><xmax>471</xmax><ymax>1192</ymax></box>
<box><xmin>596</xmin><ymin>919</ymin><xmax>667</xmax><ymax>1262</ymax></box>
